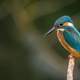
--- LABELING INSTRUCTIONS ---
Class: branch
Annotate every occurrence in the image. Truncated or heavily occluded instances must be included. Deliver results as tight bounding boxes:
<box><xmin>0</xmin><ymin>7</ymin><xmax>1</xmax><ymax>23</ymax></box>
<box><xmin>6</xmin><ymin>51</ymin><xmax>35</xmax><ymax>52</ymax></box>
<box><xmin>67</xmin><ymin>55</ymin><xmax>75</xmax><ymax>80</ymax></box>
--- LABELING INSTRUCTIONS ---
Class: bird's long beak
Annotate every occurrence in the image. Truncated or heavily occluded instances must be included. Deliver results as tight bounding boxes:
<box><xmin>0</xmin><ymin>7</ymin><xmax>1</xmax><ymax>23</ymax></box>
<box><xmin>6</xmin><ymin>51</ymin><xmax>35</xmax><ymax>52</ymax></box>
<box><xmin>44</xmin><ymin>27</ymin><xmax>55</xmax><ymax>37</ymax></box>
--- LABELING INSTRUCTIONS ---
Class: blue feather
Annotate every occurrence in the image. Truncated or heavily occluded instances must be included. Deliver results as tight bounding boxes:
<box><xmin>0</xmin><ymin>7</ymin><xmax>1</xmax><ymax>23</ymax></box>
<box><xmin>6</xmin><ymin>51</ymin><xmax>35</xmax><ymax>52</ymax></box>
<box><xmin>63</xmin><ymin>26</ymin><xmax>80</xmax><ymax>52</ymax></box>
<box><xmin>54</xmin><ymin>16</ymin><xmax>73</xmax><ymax>25</ymax></box>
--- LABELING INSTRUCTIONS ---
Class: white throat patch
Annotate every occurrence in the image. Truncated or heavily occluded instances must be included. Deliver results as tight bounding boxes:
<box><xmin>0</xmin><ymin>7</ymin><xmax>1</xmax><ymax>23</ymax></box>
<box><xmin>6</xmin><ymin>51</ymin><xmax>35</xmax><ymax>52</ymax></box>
<box><xmin>57</xmin><ymin>28</ymin><xmax>64</xmax><ymax>32</ymax></box>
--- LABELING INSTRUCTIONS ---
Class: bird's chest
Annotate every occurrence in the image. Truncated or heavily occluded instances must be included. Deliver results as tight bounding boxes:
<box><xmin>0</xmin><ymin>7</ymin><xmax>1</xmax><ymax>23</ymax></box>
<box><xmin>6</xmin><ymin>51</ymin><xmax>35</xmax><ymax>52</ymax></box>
<box><xmin>57</xmin><ymin>31</ymin><xmax>65</xmax><ymax>48</ymax></box>
<box><xmin>56</xmin><ymin>31</ymin><xmax>80</xmax><ymax>58</ymax></box>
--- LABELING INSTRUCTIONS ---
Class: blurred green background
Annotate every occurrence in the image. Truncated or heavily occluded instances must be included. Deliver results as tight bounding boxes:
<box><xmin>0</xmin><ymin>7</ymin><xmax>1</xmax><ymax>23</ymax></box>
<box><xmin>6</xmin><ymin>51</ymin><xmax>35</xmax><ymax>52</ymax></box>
<box><xmin>0</xmin><ymin>0</ymin><xmax>80</xmax><ymax>80</ymax></box>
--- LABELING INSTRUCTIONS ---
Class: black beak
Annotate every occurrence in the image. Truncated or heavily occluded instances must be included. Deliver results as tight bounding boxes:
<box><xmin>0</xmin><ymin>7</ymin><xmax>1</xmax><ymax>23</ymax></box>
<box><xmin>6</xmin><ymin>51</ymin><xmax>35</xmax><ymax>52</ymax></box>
<box><xmin>44</xmin><ymin>26</ymin><xmax>55</xmax><ymax>37</ymax></box>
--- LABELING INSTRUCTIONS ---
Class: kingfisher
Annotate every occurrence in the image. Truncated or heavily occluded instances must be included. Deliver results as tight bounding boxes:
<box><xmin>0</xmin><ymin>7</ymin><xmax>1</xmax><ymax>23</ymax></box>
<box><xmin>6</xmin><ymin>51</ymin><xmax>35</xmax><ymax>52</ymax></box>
<box><xmin>45</xmin><ymin>16</ymin><xmax>80</xmax><ymax>58</ymax></box>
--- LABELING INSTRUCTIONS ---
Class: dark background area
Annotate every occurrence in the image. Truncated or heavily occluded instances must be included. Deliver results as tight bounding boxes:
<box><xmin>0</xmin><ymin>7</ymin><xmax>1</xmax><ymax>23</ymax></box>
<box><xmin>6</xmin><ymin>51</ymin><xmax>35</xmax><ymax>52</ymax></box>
<box><xmin>0</xmin><ymin>0</ymin><xmax>80</xmax><ymax>80</ymax></box>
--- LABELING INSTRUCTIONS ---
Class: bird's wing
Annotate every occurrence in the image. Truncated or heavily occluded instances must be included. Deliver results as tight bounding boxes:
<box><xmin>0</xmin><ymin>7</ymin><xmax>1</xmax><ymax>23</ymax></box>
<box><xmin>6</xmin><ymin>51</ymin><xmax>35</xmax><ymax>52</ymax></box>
<box><xmin>63</xmin><ymin>28</ymin><xmax>80</xmax><ymax>52</ymax></box>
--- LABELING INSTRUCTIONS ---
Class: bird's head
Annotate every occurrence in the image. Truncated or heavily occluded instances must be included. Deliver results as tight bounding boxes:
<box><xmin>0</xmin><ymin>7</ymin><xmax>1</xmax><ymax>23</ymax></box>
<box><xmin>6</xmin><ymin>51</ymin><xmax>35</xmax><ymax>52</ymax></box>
<box><xmin>45</xmin><ymin>16</ymin><xmax>74</xmax><ymax>36</ymax></box>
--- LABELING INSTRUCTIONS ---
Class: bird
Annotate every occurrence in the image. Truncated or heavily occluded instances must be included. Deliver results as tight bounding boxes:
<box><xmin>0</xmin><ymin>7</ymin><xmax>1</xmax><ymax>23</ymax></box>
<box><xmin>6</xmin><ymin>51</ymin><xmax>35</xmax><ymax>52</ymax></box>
<box><xmin>45</xmin><ymin>16</ymin><xmax>80</xmax><ymax>58</ymax></box>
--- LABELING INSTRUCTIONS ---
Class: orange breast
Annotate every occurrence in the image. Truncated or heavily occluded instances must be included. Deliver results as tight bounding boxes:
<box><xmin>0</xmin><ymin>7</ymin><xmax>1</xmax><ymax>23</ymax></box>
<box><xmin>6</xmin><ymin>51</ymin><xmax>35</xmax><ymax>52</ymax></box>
<box><xmin>57</xmin><ymin>31</ymin><xmax>80</xmax><ymax>58</ymax></box>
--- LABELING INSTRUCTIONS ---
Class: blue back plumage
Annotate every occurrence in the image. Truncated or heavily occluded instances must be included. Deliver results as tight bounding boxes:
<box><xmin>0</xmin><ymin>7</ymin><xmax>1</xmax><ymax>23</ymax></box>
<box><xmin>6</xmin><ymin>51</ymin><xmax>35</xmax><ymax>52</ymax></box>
<box><xmin>63</xmin><ymin>26</ymin><xmax>80</xmax><ymax>52</ymax></box>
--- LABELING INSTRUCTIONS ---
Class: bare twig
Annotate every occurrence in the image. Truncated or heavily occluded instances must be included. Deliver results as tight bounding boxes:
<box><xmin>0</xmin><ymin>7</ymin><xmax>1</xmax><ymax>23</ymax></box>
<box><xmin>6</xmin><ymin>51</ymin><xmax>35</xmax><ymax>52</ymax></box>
<box><xmin>67</xmin><ymin>55</ymin><xmax>75</xmax><ymax>80</ymax></box>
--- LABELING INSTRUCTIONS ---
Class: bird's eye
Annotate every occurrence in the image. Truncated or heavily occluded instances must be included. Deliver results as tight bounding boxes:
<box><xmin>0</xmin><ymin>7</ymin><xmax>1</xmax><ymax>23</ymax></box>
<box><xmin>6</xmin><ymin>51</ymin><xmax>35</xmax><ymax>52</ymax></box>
<box><xmin>55</xmin><ymin>24</ymin><xmax>63</xmax><ymax>28</ymax></box>
<box><xmin>60</xmin><ymin>24</ymin><xmax>63</xmax><ymax>26</ymax></box>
